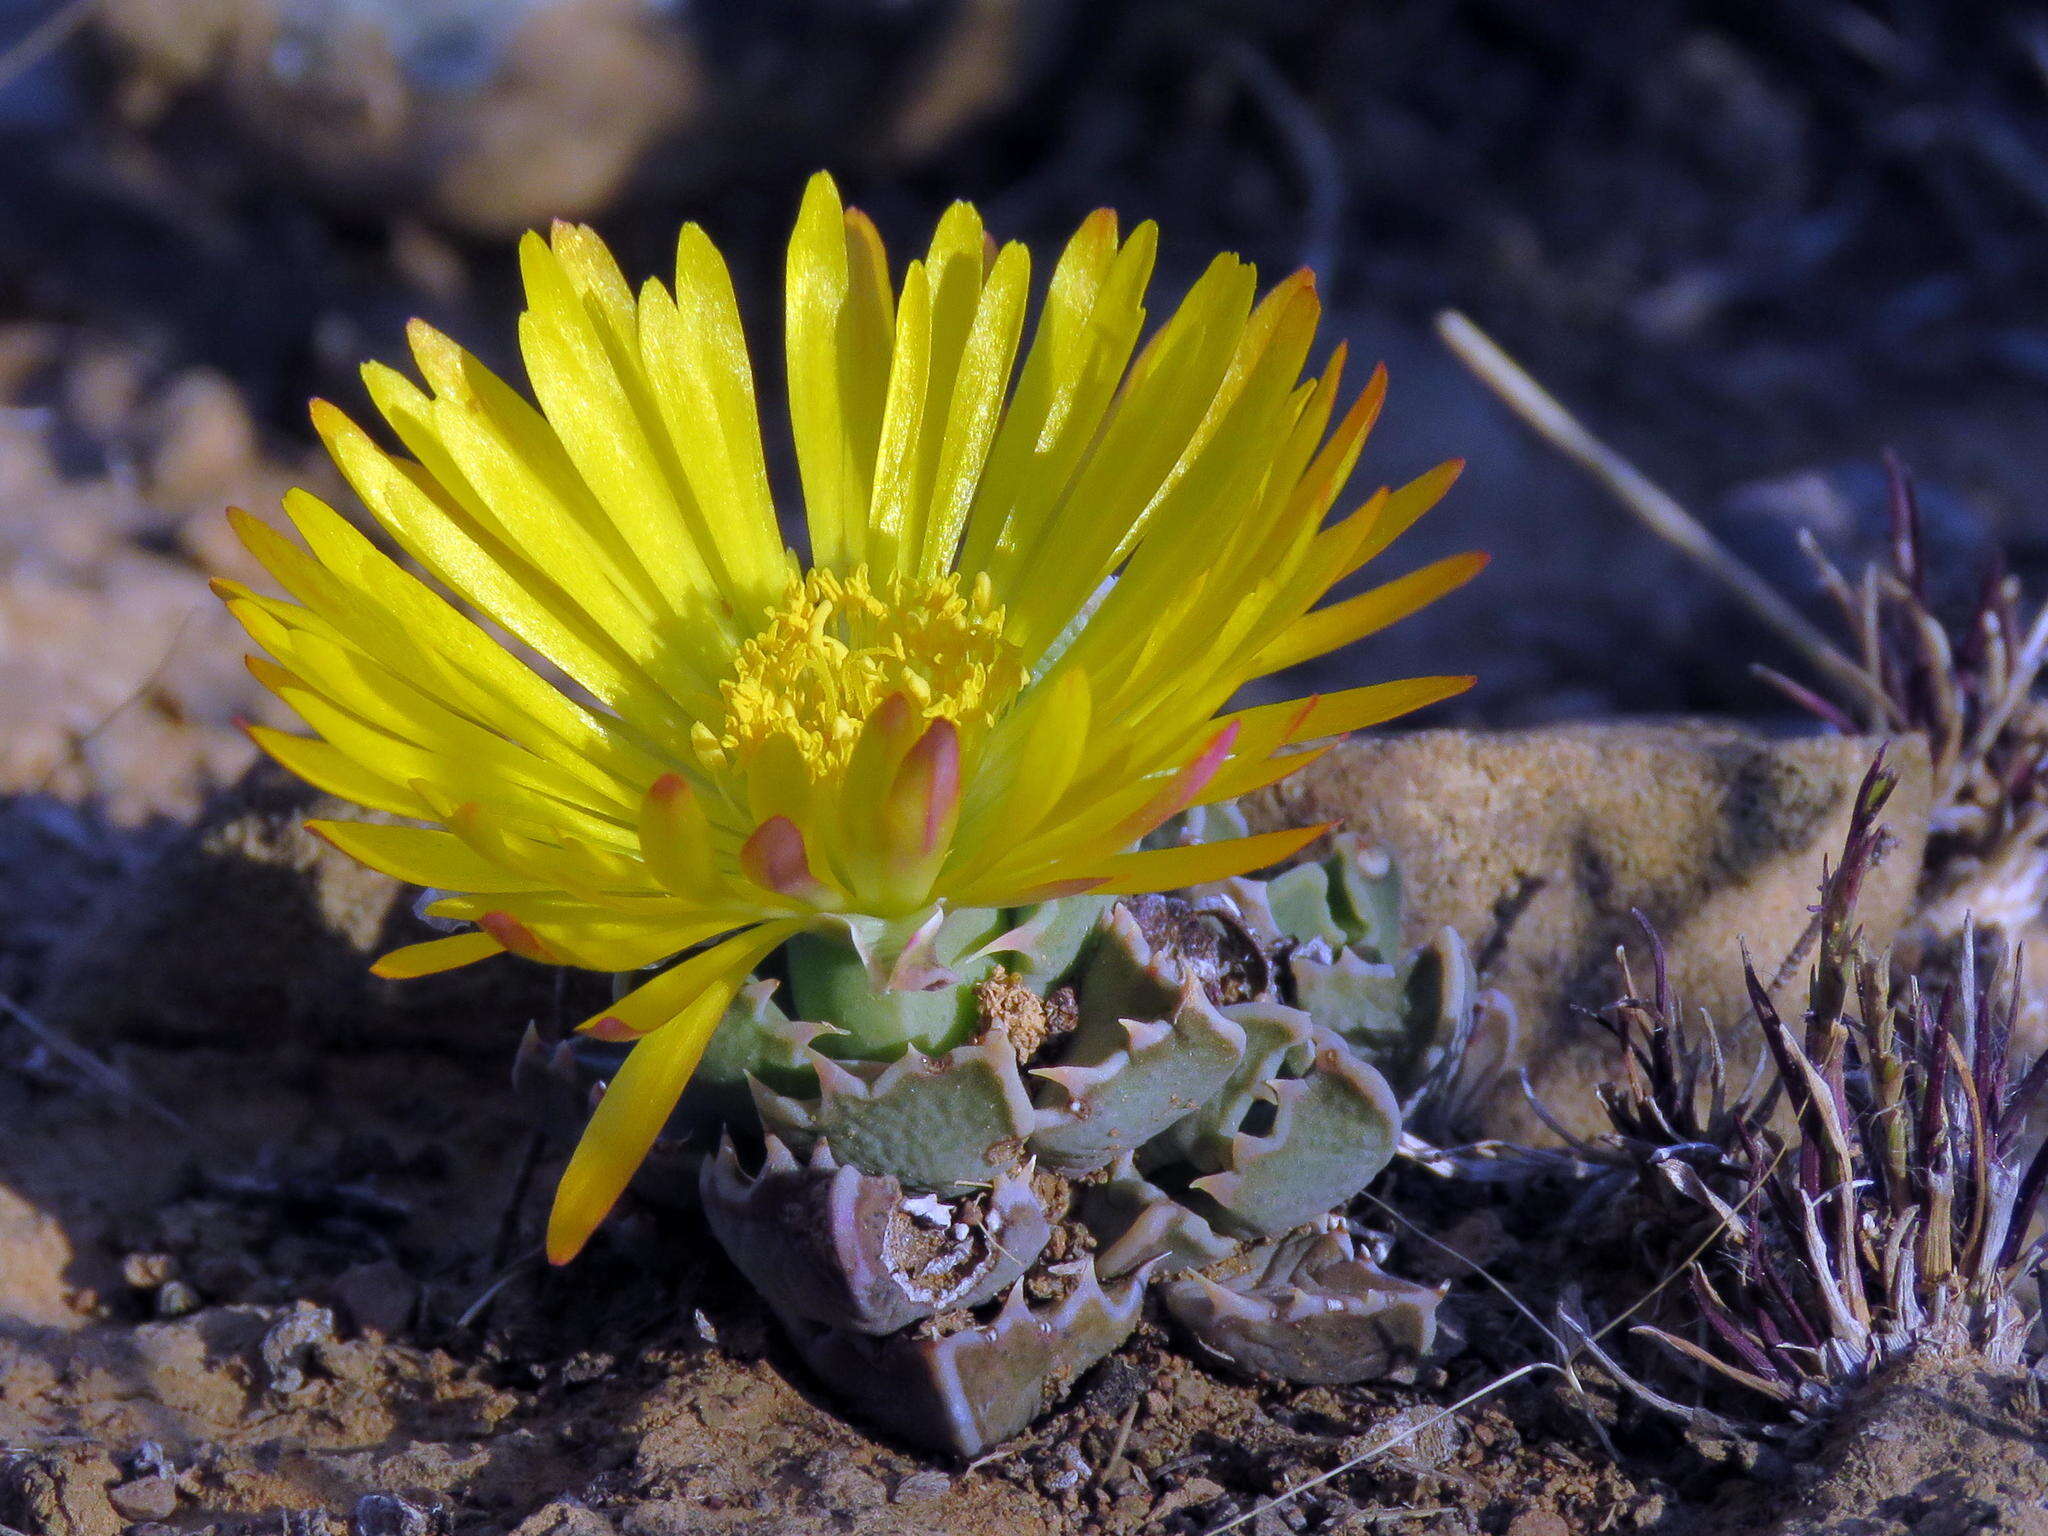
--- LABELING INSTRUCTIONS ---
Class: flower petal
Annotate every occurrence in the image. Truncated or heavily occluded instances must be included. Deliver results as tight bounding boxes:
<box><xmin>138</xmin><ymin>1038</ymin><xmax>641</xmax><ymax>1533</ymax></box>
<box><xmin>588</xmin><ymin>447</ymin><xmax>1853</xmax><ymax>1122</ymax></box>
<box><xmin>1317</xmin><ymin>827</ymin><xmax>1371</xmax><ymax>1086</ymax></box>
<box><xmin>547</xmin><ymin>921</ymin><xmax>802</xmax><ymax>1263</ymax></box>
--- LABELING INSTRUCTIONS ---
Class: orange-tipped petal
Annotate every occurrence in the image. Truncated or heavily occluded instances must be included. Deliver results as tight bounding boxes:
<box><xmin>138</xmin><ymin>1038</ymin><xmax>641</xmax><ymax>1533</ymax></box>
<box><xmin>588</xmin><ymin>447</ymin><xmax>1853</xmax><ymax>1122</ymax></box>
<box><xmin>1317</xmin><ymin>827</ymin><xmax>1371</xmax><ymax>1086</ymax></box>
<box><xmin>739</xmin><ymin>815</ymin><xmax>827</xmax><ymax>902</ymax></box>
<box><xmin>843</xmin><ymin>692</ymin><xmax>921</xmax><ymax>805</ymax></box>
<box><xmin>1255</xmin><ymin>550</ymin><xmax>1490</xmax><ymax>675</ymax></box>
<box><xmin>1003</xmin><ymin>875</ymin><xmax>1110</xmax><ymax>904</ymax></box>
<box><xmin>479</xmin><ymin>909</ymin><xmax>554</xmax><ymax>961</ymax></box>
<box><xmin>885</xmin><ymin>717</ymin><xmax>962</xmax><ymax>863</ymax></box>
<box><xmin>1194</xmin><ymin>742</ymin><xmax>1334</xmax><ymax>805</ymax></box>
<box><xmin>1111</xmin><ymin>721</ymin><xmax>1239</xmax><ymax>846</ymax></box>
<box><xmin>1290</xmin><ymin>675</ymin><xmax>1475</xmax><ymax>741</ymax></box>
<box><xmin>1218</xmin><ymin>675</ymin><xmax>1475</xmax><ymax>755</ymax></box>
<box><xmin>547</xmin><ymin>920</ymin><xmax>800</xmax><ymax>1263</ymax></box>
<box><xmin>637</xmin><ymin>772</ymin><xmax>717</xmax><ymax>897</ymax></box>
<box><xmin>1346</xmin><ymin>458</ymin><xmax>1465</xmax><ymax>573</ymax></box>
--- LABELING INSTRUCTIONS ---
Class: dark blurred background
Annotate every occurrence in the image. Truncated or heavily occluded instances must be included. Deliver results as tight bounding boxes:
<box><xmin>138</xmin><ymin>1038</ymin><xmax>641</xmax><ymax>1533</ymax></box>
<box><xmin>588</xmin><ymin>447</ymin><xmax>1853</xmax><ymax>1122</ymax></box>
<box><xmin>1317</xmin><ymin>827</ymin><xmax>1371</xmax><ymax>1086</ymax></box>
<box><xmin>2</xmin><ymin>0</ymin><xmax>2046</xmax><ymax>824</ymax></box>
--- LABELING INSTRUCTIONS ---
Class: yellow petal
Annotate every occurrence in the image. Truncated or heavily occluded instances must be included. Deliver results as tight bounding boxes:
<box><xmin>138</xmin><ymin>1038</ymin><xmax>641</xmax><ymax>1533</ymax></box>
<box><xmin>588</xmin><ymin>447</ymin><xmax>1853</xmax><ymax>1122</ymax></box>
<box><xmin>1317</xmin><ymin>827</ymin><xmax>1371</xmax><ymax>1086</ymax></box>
<box><xmin>786</xmin><ymin>173</ymin><xmax>892</xmax><ymax>572</ymax></box>
<box><xmin>1253</xmin><ymin>551</ymin><xmax>1490</xmax><ymax>675</ymax></box>
<box><xmin>1084</xmin><ymin>824</ymin><xmax>1333</xmax><ymax>895</ymax></box>
<box><xmin>959</xmin><ymin>212</ymin><xmax>1156</xmax><ymax>591</ymax></box>
<box><xmin>309</xmin><ymin>820</ymin><xmax>545</xmax><ymax>892</ymax></box>
<box><xmin>547</xmin><ymin>920</ymin><xmax>802</xmax><ymax>1263</ymax></box>
<box><xmin>636</xmin><ymin>773</ymin><xmax>720</xmax><ymax>899</ymax></box>
<box><xmin>1221</xmin><ymin>675</ymin><xmax>1476</xmax><ymax>751</ymax></box>
<box><xmin>920</xmin><ymin>239</ymin><xmax>1028</xmax><ymax>580</ymax></box>
<box><xmin>370</xmin><ymin>930</ymin><xmax>506</xmax><ymax>979</ymax></box>
<box><xmin>1342</xmin><ymin>458</ymin><xmax>1465</xmax><ymax>575</ymax></box>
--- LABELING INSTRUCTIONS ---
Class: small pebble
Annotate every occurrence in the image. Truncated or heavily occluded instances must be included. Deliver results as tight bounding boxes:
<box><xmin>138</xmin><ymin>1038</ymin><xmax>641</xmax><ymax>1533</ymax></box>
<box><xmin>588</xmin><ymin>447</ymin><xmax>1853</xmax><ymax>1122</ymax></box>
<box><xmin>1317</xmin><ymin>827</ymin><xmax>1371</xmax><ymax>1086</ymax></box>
<box><xmin>1505</xmin><ymin>1512</ymin><xmax>1571</xmax><ymax>1536</ymax></box>
<box><xmin>331</xmin><ymin>1259</ymin><xmax>417</xmax><ymax>1339</ymax></box>
<box><xmin>1037</xmin><ymin>1441</ymin><xmax>1091</xmax><ymax>1495</ymax></box>
<box><xmin>801</xmin><ymin>1450</ymin><xmax>885</xmax><ymax>1512</ymax></box>
<box><xmin>120</xmin><ymin>1252</ymin><xmax>177</xmax><ymax>1290</ymax></box>
<box><xmin>351</xmin><ymin>1491</ymin><xmax>438</xmax><ymax>1536</ymax></box>
<box><xmin>153</xmin><ymin>1280</ymin><xmax>201</xmax><ymax>1319</ymax></box>
<box><xmin>559</xmin><ymin>1351</ymin><xmax>616</xmax><ymax>1385</ymax></box>
<box><xmin>892</xmin><ymin>1469</ymin><xmax>953</xmax><ymax>1503</ymax></box>
<box><xmin>261</xmin><ymin>1304</ymin><xmax>336</xmax><ymax>1394</ymax></box>
<box><xmin>1151</xmin><ymin>1475</ymin><xmax>1226</xmax><ymax>1522</ymax></box>
<box><xmin>107</xmin><ymin>1475</ymin><xmax>178</xmax><ymax>1522</ymax></box>
<box><xmin>125</xmin><ymin>1441</ymin><xmax>174</xmax><ymax>1480</ymax></box>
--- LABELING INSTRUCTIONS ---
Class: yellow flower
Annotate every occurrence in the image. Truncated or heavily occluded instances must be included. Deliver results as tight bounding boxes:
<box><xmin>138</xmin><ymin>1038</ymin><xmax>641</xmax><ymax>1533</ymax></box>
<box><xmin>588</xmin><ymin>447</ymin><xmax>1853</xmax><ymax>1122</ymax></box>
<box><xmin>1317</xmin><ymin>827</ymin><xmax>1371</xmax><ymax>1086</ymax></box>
<box><xmin>216</xmin><ymin>173</ymin><xmax>1481</xmax><ymax>1263</ymax></box>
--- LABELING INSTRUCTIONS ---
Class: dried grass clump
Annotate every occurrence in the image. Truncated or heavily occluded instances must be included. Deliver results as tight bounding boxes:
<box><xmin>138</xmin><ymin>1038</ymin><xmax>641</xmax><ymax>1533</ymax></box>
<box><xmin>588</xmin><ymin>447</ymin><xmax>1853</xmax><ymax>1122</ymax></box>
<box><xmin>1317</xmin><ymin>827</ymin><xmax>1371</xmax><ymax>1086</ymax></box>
<box><xmin>1575</xmin><ymin>756</ymin><xmax>2048</xmax><ymax>1422</ymax></box>
<box><xmin>1761</xmin><ymin>455</ymin><xmax>2048</xmax><ymax>946</ymax></box>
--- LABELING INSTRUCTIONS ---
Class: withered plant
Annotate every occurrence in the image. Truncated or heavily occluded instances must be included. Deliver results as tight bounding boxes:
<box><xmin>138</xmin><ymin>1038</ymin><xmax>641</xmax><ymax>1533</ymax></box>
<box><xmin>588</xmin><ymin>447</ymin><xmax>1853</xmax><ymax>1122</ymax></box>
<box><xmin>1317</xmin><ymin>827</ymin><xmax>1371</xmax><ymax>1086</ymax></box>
<box><xmin>1760</xmin><ymin>454</ymin><xmax>2048</xmax><ymax>943</ymax></box>
<box><xmin>1578</xmin><ymin>756</ymin><xmax>2048</xmax><ymax>1420</ymax></box>
<box><xmin>1569</xmin><ymin>920</ymin><xmax>1773</xmax><ymax>1249</ymax></box>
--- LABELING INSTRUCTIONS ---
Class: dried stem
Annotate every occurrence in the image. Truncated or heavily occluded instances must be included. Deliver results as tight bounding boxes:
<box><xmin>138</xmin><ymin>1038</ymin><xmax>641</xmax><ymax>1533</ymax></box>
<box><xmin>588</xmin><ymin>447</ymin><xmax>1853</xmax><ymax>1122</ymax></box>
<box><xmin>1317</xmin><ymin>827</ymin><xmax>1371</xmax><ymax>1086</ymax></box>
<box><xmin>1434</xmin><ymin>310</ymin><xmax>1886</xmax><ymax>715</ymax></box>
<box><xmin>1588</xmin><ymin>753</ymin><xmax>2046</xmax><ymax>1421</ymax></box>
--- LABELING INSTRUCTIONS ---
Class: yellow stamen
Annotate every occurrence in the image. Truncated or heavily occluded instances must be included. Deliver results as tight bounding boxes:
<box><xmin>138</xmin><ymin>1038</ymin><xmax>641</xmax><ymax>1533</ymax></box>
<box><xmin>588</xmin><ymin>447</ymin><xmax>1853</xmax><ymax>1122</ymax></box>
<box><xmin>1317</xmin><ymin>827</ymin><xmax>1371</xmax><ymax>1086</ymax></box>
<box><xmin>693</xmin><ymin>566</ymin><xmax>1026</xmax><ymax>778</ymax></box>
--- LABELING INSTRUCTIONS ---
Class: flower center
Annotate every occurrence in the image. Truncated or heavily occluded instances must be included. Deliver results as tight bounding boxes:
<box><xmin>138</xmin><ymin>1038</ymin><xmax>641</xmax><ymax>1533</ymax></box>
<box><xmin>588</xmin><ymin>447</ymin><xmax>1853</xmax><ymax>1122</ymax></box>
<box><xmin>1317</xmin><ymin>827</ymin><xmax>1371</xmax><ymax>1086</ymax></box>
<box><xmin>695</xmin><ymin>566</ymin><xmax>1027</xmax><ymax>779</ymax></box>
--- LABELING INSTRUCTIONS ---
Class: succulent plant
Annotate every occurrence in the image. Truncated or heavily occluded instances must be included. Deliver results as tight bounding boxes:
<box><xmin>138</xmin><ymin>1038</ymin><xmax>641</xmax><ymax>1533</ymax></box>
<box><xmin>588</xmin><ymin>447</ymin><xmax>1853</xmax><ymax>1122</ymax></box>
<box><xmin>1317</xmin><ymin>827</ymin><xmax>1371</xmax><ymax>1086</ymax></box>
<box><xmin>512</xmin><ymin>828</ymin><xmax>1496</xmax><ymax>1456</ymax></box>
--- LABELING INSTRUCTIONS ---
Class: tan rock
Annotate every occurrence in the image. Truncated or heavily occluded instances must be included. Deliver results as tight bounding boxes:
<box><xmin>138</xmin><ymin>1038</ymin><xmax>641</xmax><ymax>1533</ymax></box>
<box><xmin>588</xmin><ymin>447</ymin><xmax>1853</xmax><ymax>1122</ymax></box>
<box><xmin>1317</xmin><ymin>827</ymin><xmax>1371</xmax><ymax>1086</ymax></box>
<box><xmin>96</xmin><ymin>0</ymin><xmax>704</xmax><ymax>236</ymax></box>
<box><xmin>0</xmin><ymin>1446</ymin><xmax>120</xmax><ymax>1536</ymax></box>
<box><xmin>1245</xmin><ymin>722</ymin><xmax>1929</xmax><ymax>1142</ymax></box>
<box><xmin>106</xmin><ymin>1475</ymin><xmax>177</xmax><ymax>1523</ymax></box>
<box><xmin>0</xmin><ymin>1185</ymin><xmax>83</xmax><ymax>1332</ymax></box>
<box><xmin>141</xmin><ymin>368</ymin><xmax>259</xmax><ymax>514</ymax></box>
<box><xmin>67</xmin><ymin>1306</ymin><xmax>268</xmax><ymax>1428</ymax></box>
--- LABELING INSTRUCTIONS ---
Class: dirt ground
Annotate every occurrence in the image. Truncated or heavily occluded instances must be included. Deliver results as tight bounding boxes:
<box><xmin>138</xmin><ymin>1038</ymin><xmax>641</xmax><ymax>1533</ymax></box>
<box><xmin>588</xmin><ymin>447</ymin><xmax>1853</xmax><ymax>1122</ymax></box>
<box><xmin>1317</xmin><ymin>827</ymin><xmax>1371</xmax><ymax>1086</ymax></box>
<box><xmin>6</xmin><ymin>3</ymin><xmax>2048</xmax><ymax>1533</ymax></box>
<box><xmin>7</xmin><ymin>952</ymin><xmax>2047</xmax><ymax>1534</ymax></box>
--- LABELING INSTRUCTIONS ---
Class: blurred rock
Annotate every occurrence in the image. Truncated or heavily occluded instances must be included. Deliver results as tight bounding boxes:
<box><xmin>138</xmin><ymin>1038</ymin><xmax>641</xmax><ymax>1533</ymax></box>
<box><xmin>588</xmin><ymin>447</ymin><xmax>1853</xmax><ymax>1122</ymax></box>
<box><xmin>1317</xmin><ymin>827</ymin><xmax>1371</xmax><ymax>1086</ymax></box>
<box><xmin>140</xmin><ymin>368</ymin><xmax>259</xmax><ymax>514</ymax></box>
<box><xmin>1719</xmin><ymin>458</ymin><xmax>1995</xmax><ymax>618</ymax></box>
<box><xmin>0</xmin><ymin>1184</ymin><xmax>83</xmax><ymax>1332</ymax></box>
<box><xmin>0</xmin><ymin>546</ymin><xmax>258</xmax><ymax>821</ymax></box>
<box><xmin>0</xmin><ymin>335</ymin><xmax>308</xmax><ymax>822</ymax></box>
<box><xmin>1246</xmin><ymin>722</ymin><xmax>1929</xmax><ymax>1142</ymax></box>
<box><xmin>331</xmin><ymin>1258</ymin><xmax>418</xmax><ymax>1339</ymax></box>
<box><xmin>1741</xmin><ymin>1354</ymin><xmax>2048</xmax><ymax>1536</ymax></box>
<box><xmin>89</xmin><ymin>0</ymin><xmax>1071</xmax><ymax>235</ymax></box>
<box><xmin>105</xmin><ymin>1476</ymin><xmax>178</xmax><ymax>1523</ymax></box>
<box><xmin>1277</xmin><ymin>311</ymin><xmax>1710</xmax><ymax>724</ymax></box>
<box><xmin>95</xmin><ymin>0</ymin><xmax>702</xmax><ymax>235</ymax></box>
<box><xmin>67</xmin><ymin>1305</ymin><xmax>272</xmax><ymax>1423</ymax></box>
<box><xmin>35</xmin><ymin>759</ymin><xmax>406</xmax><ymax>1049</ymax></box>
<box><xmin>0</xmin><ymin>1447</ymin><xmax>120</xmax><ymax>1536</ymax></box>
<box><xmin>509</xmin><ymin>1504</ymin><xmax>616</xmax><ymax>1536</ymax></box>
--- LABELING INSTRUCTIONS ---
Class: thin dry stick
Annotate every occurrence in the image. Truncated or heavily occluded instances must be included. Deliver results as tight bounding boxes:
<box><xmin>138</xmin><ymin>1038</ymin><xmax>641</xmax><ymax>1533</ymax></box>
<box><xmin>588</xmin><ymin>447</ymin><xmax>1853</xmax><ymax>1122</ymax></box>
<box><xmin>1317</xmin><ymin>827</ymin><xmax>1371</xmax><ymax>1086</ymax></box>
<box><xmin>37</xmin><ymin>605</ymin><xmax>205</xmax><ymax>798</ymax></box>
<box><xmin>1217</xmin><ymin>37</ymin><xmax>1346</xmax><ymax>284</ymax></box>
<box><xmin>0</xmin><ymin>992</ymin><xmax>190</xmax><ymax>1132</ymax></box>
<box><xmin>0</xmin><ymin>0</ymin><xmax>96</xmax><ymax>94</ymax></box>
<box><xmin>1357</xmin><ymin>1189</ymin><xmax>1616</xmax><ymax>1460</ymax></box>
<box><xmin>1203</xmin><ymin>1145</ymin><xmax>1790</xmax><ymax>1536</ymax></box>
<box><xmin>1434</xmin><ymin>310</ymin><xmax>1887</xmax><ymax>720</ymax></box>
<box><xmin>1202</xmin><ymin>1362</ymin><xmax>1560</xmax><ymax>1536</ymax></box>
<box><xmin>455</xmin><ymin>1250</ymin><xmax>541</xmax><ymax>1330</ymax></box>
<box><xmin>1092</xmin><ymin>1394</ymin><xmax>1143</xmax><ymax>1496</ymax></box>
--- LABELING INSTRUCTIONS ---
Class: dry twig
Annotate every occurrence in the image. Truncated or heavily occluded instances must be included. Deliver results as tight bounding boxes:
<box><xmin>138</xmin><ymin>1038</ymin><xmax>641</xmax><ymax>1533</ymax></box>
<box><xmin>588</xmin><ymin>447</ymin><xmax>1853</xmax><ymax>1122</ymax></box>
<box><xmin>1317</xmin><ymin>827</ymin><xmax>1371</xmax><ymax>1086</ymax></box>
<box><xmin>1435</xmin><ymin>309</ymin><xmax>1886</xmax><ymax>717</ymax></box>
